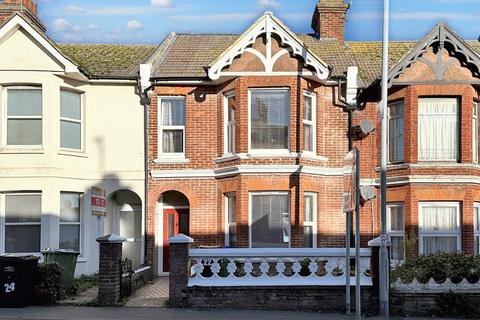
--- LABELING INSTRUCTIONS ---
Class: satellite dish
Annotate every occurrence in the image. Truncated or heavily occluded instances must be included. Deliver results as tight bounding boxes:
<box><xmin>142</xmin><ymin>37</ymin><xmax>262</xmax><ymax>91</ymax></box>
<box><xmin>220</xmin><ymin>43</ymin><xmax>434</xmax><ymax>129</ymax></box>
<box><xmin>359</xmin><ymin>120</ymin><xmax>375</xmax><ymax>135</ymax></box>
<box><xmin>360</xmin><ymin>185</ymin><xmax>376</xmax><ymax>202</ymax></box>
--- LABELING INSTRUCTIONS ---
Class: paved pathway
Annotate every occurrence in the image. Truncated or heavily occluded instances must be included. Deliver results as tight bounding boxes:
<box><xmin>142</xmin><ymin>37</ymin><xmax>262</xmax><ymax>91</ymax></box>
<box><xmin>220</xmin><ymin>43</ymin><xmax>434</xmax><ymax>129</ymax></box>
<box><xmin>124</xmin><ymin>276</ymin><xmax>169</xmax><ymax>307</ymax></box>
<box><xmin>58</xmin><ymin>286</ymin><xmax>98</xmax><ymax>306</ymax></box>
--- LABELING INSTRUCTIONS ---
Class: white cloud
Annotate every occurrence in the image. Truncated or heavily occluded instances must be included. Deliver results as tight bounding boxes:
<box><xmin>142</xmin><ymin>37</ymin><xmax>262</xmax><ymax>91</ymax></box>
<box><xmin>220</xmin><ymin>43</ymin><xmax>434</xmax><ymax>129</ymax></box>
<box><xmin>87</xmin><ymin>24</ymin><xmax>99</xmax><ymax>30</ymax></box>
<box><xmin>127</xmin><ymin>20</ymin><xmax>144</xmax><ymax>30</ymax></box>
<box><xmin>52</xmin><ymin>18</ymin><xmax>71</xmax><ymax>32</ymax></box>
<box><xmin>169</xmin><ymin>13</ymin><xmax>257</xmax><ymax>22</ymax></box>
<box><xmin>151</xmin><ymin>0</ymin><xmax>172</xmax><ymax>8</ymax></box>
<box><xmin>350</xmin><ymin>10</ymin><xmax>478</xmax><ymax>21</ymax></box>
<box><xmin>256</xmin><ymin>0</ymin><xmax>280</xmax><ymax>8</ymax></box>
<box><xmin>64</xmin><ymin>5</ymin><xmax>85</xmax><ymax>13</ymax></box>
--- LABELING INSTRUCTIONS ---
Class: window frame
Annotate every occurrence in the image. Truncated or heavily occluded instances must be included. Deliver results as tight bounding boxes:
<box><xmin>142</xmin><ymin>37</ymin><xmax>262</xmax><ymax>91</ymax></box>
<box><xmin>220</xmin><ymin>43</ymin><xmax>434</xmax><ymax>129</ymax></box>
<box><xmin>158</xmin><ymin>96</ymin><xmax>186</xmax><ymax>159</ymax></box>
<box><xmin>59</xmin><ymin>192</ymin><xmax>82</xmax><ymax>253</ymax></box>
<box><xmin>59</xmin><ymin>88</ymin><xmax>84</xmax><ymax>152</ymax></box>
<box><xmin>473</xmin><ymin>101</ymin><xmax>479</xmax><ymax>164</ymax></box>
<box><xmin>418</xmin><ymin>201</ymin><xmax>461</xmax><ymax>255</ymax></box>
<box><xmin>303</xmin><ymin>192</ymin><xmax>317</xmax><ymax>248</ymax></box>
<box><xmin>387</xmin><ymin>203</ymin><xmax>405</xmax><ymax>263</ymax></box>
<box><xmin>474</xmin><ymin>203</ymin><xmax>480</xmax><ymax>255</ymax></box>
<box><xmin>387</xmin><ymin>100</ymin><xmax>404</xmax><ymax>164</ymax></box>
<box><xmin>302</xmin><ymin>91</ymin><xmax>317</xmax><ymax>155</ymax></box>
<box><xmin>417</xmin><ymin>97</ymin><xmax>460</xmax><ymax>162</ymax></box>
<box><xmin>248</xmin><ymin>191</ymin><xmax>291</xmax><ymax>248</ymax></box>
<box><xmin>248</xmin><ymin>88</ymin><xmax>291</xmax><ymax>155</ymax></box>
<box><xmin>2</xmin><ymin>86</ymin><xmax>43</xmax><ymax>148</ymax></box>
<box><xmin>1</xmin><ymin>192</ymin><xmax>42</xmax><ymax>254</ymax></box>
<box><xmin>223</xmin><ymin>91</ymin><xmax>236</xmax><ymax>155</ymax></box>
<box><xmin>224</xmin><ymin>193</ymin><xmax>237</xmax><ymax>248</ymax></box>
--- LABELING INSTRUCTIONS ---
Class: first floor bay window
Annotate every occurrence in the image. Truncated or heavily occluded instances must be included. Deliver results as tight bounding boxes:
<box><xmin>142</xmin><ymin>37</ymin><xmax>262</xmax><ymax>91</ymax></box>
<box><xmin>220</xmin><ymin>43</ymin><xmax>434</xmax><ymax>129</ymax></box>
<box><xmin>388</xmin><ymin>101</ymin><xmax>404</xmax><ymax>163</ymax></box>
<box><xmin>60</xmin><ymin>90</ymin><xmax>82</xmax><ymax>150</ymax></box>
<box><xmin>303</xmin><ymin>93</ymin><xmax>316</xmax><ymax>153</ymax></box>
<box><xmin>5</xmin><ymin>87</ymin><xmax>42</xmax><ymax>146</ymax></box>
<box><xmin>418</xmin><ymin>98</ymin><xmax>459</xmax><ymax>161</ymax></box>
<box><xmin>60</xmin><ymin>192</ymin><xmax>81</xmax><ymax>251</ymax></box>
<box><xmin>419</xmin><ymin>202</ymin><xmax>460</xmax><ymax>255</ymax></box>
<box><xmin>250</xmin><ymin>89</ymin><xmax>290</xmax><ymax>151</ymax></box>
<box><xmin>250</xmin><ymin>192</ymin><xmax>290</xmax><ymax>248</ymax></box>
<box><xmin>159</xmin><ymin>97</ymin><xmax>185</xmax><ymax>157</ymax></box>
<box><xmin>4</xmin><ymin>193</ymin><xmax>41</xmax><ymax>253</ymax></box>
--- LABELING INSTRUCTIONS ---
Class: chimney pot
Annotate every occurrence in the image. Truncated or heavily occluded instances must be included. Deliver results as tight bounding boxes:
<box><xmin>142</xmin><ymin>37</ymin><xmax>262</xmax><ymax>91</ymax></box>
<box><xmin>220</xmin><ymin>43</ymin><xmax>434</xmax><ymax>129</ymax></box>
<box><xmin>311</xmin><ymin>0</ymin><xmax>350</xmax><ymax>45</ymax></box>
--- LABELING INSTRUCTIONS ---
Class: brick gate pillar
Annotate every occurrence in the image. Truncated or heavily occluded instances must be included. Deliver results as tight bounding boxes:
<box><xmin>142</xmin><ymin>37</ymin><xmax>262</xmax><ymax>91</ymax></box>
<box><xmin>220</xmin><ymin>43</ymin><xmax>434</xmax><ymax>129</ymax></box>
<box><xmin>169</xmin><ymin>234</ymin><xmax>194</xmax><ymax>308</ymax></box>
<box><xmin>96</xmin><ymin>234</ymin><xmax>126</xmax><ymax>306</ymax></box>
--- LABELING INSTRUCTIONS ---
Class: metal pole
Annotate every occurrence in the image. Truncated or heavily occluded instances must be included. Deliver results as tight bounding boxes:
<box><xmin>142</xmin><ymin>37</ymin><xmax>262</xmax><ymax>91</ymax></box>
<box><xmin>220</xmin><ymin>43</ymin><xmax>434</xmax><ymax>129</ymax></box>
<box><xmin>355</xmin><ymin>148</ymin><xmax>361</xmax><ymax>319</ymax></box>
<box><xmin>379</xmin><ymin>0</ymin><xmax>390</xmax><ymax>316</ymax></box>
<box><xmin>345</xmin><ymin>109</ymin><xmax>353</xmax><ymax>314</ymax></box>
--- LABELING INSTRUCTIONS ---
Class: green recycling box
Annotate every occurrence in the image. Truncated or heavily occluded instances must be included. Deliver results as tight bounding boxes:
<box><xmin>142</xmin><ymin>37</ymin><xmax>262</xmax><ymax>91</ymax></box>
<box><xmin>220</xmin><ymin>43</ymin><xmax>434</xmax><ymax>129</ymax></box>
<box><xmin>41</xmin><ymin>249</ymin><xmax>79</xmax><ymax>292</ymax></box>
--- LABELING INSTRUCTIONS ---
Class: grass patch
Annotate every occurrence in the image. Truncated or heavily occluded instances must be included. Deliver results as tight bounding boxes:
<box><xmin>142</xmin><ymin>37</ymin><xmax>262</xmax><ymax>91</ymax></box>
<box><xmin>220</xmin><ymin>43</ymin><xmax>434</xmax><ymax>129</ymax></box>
<box><xmin>73</xmin><ymin>274</ymin><xmax>98</xmax><ymax>294</ymax></box>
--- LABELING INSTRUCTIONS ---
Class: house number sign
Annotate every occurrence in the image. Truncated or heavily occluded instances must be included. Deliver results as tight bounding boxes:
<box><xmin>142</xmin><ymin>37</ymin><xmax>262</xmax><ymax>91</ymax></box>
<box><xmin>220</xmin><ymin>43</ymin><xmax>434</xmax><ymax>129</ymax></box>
<box><xmin>4</xmin><ymin>282</ymin><xmax>15</xmax><ymax>293</ymax></box>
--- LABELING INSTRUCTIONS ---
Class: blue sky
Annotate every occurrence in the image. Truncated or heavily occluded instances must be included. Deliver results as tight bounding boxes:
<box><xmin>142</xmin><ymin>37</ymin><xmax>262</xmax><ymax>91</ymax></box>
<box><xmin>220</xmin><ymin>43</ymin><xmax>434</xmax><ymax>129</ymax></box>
<box><xmin>36</xmin><ymin>0</ymin><xmax>480</xmax><ymax>44</ymax></box>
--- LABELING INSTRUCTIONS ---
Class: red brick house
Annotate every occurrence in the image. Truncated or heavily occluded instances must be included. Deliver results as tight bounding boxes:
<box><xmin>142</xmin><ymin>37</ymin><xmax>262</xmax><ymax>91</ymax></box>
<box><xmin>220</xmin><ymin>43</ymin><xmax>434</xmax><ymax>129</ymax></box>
<box><xmin>143</xmin><ymin>0</ymin><xmax>480</xmax><ymax>274</ymax></box>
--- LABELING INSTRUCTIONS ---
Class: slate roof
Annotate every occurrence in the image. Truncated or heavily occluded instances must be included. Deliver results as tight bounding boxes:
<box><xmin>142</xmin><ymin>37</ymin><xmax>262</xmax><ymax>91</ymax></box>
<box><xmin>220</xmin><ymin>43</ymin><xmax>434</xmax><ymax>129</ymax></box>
<box><xmin>148</xmin><ymin>32</ymin><xmax>480</xmax><ymax>86</ymax></box>
<box><xmin>58</xmin><ymin>43</ymin><xmax>157</xmax><ymax>78</ymax></box>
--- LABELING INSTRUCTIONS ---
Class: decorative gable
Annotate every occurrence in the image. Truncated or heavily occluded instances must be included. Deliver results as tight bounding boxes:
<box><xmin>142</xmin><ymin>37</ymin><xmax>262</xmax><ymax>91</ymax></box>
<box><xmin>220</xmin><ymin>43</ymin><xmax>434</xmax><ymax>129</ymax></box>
<box><xmin>207</xmin><ymin>12</ymin><xmax>330</xmax><ymax>81</ymax></box>
<box><xmin>389</xmin><ymin>22</ymin><xmax>480</xmax><ymax>86</ymax></box>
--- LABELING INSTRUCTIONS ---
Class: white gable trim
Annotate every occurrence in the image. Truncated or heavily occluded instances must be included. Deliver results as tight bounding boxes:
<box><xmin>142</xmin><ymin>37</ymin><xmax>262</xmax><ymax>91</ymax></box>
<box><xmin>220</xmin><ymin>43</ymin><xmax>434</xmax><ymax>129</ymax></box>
<box><xmin>207</xmin><ymin>12</ymin><xmax>329</xmax><ymax>81</ymax></box>
<box><xmin>0</xmin><ymin>14</ymin><xmax>79</xmax><ymax>74</ymax></box>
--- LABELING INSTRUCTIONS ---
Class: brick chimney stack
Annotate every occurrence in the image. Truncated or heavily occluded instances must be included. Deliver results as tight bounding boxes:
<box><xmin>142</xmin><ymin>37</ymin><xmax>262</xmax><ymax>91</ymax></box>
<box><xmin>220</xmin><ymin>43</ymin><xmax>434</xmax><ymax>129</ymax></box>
<box><xmin>311</xmin><ymin>0</ymin><xmax>350</xmax><ymax>45</ymax></box>
<box><xmin>0</xmin><ymin>0</ymin><xmax>45</xmax><ymax>31</ymax></box>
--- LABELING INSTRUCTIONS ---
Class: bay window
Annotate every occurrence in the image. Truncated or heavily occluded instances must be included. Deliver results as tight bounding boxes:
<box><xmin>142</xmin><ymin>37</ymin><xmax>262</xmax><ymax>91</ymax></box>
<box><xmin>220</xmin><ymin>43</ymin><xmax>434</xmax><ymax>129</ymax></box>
<box><xmin>224</xmin><ymin>93</ymin><xmax>236</xmax><ymax>154</ymax></box>
<box><xmin>250</xmin><ymin>89</ymin><xmax>290</xmax><ymax>151</ymax></box>
<box><xmin>303</xmin><ymin>92</ymin><xmax>316</xmax><ymax>154</ymax></box>
<box><xmin>5</xmin><ymin>87</ymin><xmax>42</xmax><ymax>146</ymax></box>
<box><xmin>387</xmin><ymin>203</ymin><xmax>405</xmax><ymax>262</ymax></box>
<box><xmin>304</xmin><ymin>193</ymin><xmax>317</xmax><ymax>248</ymax></box>
<box><xmin>418</xmin><ymin>98</ymin><xmax>459</xmax><ymax>161</ymax></box>
<box><xmin>473</xmin><ymin>101</ymin><xmax>479</xmax><ymax>163</ymax></box>
<box><xmin>159</xmin><ymin>97</ymin><xmax>185</xmax><ymax>157</ymax></box>
<box><xmin>224</xmin><ymin>193</ymin><xmax>237</xmax><ymax>247</ymax></box>
<box><xmin>475</xmin><ymin>203</ymin><xmax>480</xmax><ymax>255</ymax></box>
<box><xmin>60</xmin><ymin>90</ymin><xmax>82</xmax><ymax>150</ymax></box>
<box><xmin>4</xmin><ymin>193</ymin><xmax>41</xmax><ymax>253</ymax></box>
<box><xmin>388</xmin><ymin>101</ymin><xmax>404</xmax><ymax>163</ymax></box>
<box><xmin>250</xmin><ymin>192</ymin><xmax>290</xmax><ymax>248</ymax></box>
<box><xmin>59</xmin><ymin>192</ymin><xmax>81</xmax><ymax>252</ymax></box>
<box><xmin>419</xmin><ymin>202</ymin><xmax>460</xmax><ymax>255</ymax></box>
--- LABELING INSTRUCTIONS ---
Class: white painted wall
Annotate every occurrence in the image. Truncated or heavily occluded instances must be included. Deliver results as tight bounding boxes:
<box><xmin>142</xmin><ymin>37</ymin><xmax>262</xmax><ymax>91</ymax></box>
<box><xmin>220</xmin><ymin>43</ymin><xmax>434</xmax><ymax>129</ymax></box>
<box><xmin>0</xmin><ymin>25</ymin><xmax>145</xmax><ymax>276</ymax></box>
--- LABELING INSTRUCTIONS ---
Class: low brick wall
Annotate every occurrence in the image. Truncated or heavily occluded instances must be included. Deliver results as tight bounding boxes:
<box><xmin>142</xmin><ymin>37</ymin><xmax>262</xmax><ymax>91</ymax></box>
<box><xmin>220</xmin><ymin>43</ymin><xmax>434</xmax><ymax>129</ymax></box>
<box><xmin>390</xmin><ymin>291</ymin><xmax>480</xmax><ymax>317</ymax></box>
<box><xmin>183</xmin><ymin>286</ymin><xmax>377</xmax><ymax>313</ymax></box>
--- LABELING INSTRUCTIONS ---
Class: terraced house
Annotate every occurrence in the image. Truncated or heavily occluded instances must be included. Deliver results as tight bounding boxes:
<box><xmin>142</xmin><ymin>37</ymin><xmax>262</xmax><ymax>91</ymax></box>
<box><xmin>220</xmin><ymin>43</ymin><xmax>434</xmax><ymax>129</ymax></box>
<box><xmin>145</xmin><ymin>0</ymin><xmax>480</xmax><ymax>275</ymax></box>
<box><xmin>0</xmin><ymin>0</ymin><xmax>155</xmax><ymax>275</ymax></box>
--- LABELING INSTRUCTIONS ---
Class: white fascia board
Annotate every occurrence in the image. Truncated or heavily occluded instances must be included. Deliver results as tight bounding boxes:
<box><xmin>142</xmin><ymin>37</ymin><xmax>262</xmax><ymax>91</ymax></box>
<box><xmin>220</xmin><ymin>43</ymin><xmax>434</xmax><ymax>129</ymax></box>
<box><xmin>364</xmin><ymin>175</ymin><xmax>480</xmax><ymax>186</ymax></box>
<box><xmin>0</xmin><ymin>15</ymin><xmax>79</xmax><ymax>74</ymax></box>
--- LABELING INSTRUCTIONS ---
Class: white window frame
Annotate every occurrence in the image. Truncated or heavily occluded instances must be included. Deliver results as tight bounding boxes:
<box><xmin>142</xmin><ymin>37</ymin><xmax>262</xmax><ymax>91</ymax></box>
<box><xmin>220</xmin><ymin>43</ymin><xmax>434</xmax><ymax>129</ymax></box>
<box><xmin>2</xmin><ymin>86</ymin><xmax>43</xmax><ymax>148</ymax></box>
<box><xmin>248</xmin><ymin>88</ymin><xmax>290</xmax><ymax>155</ymax></box>
<box><xmin>418</xmin><ymin>97</ymin><xmax>459</xmax><ymax>162</ymax></box>
<box><xmin>474</xmin><ymin>203</ymin><xmax>480</xmax><ymax>255</ymax></box>
<box><xmin>387</xmin><ymin>101</ymin><xmax>404</xmax><ymax>163</ymax></box>
<box><xmin>303</xmin><ymin>192</ymin><xmax>317</xmax><ymax>248</ymax></box>
<box><xmin>418</xmin><ymin>202</ymin><xmax>461</xmax><ymax>255</ymax></box>
<box><xmin>473</xmin><ymin>101</ymin><xmax>479</xmax><ymax>163</ymax></box>
<box><xmin>158</xmin><ymin>96</ymin><xmax>186</xmax><ymax>159</ymax></box>
<box><xmin>59</xmin><ymin>192</ymin><xmax>82</xmax><ymax>254</ymax></box>
<box><xmin>387</xmin><ymin>203</ymin><xmax>405</xmax><ymax>263</ymax></box>
<box><xmin>223</xmin><ymin>91</ymin><xmax>236</xmax><ymax>155</ymax></box>
<box><xmin>1</xmin><ymin>192</ymin><xmax>42</xmax><ymax>255</ymax></box>
<box><xmin>248</xmin><ymin>191</ymin><xmax>291</xmax><ymax>248</ymax></box>
<box><xmin>302</xmin><ymin>92</ymin><xmax>316</xmax><ymax>155</ymax></box>
<box><xmin>224</xmin><ymin>193</ymin><xmax>236</xmax><ymax>247</ymax></box>
<box><xmin>60</xmin><ymin>89</ymin><xmax>84</xmax><ymax>152</ymax></box>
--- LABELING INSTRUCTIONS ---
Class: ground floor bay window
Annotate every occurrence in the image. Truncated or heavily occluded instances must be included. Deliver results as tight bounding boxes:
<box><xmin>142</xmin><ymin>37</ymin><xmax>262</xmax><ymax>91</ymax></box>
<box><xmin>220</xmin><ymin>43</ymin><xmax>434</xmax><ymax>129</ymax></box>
<box><xmin>419</xmin><ymin>202</ymin><xmax>461</xmax><ymax>255</ymax></box>
<box><xmin>249</xmin><ymin>192</ymin><xmax>290</xmax><ymax>248</ymax></box>
<box><xmin>475</xmin><ymin>203</ymin><xmax>480</xmax><ymax>255</ymax></box>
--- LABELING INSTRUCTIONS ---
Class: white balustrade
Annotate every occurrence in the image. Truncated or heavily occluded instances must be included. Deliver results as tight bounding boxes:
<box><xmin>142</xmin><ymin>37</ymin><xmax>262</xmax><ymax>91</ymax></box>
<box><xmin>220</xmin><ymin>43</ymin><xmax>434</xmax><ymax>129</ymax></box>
<box><xmin>188</xmin><ymin>248</ymin><xmax>373</xmax><ymax>287</ymax></box>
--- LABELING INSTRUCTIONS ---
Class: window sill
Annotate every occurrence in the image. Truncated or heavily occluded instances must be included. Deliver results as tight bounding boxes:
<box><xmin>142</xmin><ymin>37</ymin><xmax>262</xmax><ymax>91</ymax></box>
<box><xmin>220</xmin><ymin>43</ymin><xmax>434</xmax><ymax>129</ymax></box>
<box><xmin>0</xmin><ymin>148</ymin><xmax>44</xmax><ymax>154</ymax></box>
<box><xmin>77</xmin><ymin>257</ymin><xmax>87</xmax><ymax>263</ymax></box>
<box><xmin>300</xmin><ymin>152</ymin><xmax>328</xmax><ymax>161</ymax></box>
<box><xmin>214</xmin><ymin>154</ymin><xmax>240</xmax><ymax>163</ymax></box>
<box><xmin>153</xmin><ymin>158</ymin><xmax>190</xmax><ymax>164</ymax></box>
<box><xmin>58</xmin><ymin>150</ymin><xmax>88</xmax><ymax>158</ymax></box>
<box><xmin>247</xmin><ymin>150</ymin><xmax>297</xmax><ymax>158</ymax></box>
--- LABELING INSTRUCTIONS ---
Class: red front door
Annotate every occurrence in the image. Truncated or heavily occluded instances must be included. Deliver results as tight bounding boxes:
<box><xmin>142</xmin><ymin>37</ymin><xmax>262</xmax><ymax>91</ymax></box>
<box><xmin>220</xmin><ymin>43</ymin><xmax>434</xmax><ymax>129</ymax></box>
<box><xmin>163</xmin><ymin>208</ymin><xmax>189</xmax><ymax>272</ymax></box>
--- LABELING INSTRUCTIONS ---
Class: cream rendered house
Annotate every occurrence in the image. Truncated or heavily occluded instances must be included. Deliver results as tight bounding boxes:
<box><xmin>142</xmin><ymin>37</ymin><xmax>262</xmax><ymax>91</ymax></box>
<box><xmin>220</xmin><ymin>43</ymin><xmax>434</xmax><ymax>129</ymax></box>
<box><xmin>0</xmin><ymin>10</ymin><xmax>154</xmax><ymax>275</ymax></box>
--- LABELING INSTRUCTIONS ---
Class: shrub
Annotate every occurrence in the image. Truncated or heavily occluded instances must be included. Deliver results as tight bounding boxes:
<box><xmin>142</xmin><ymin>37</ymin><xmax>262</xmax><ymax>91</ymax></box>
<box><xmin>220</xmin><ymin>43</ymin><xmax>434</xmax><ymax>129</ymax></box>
<box><xmin>34</xmin><ymin>262</ymin><xmax>65</xmax><ymax>305</ymax></box>
<box><xmin>391</xmin><ymin>252</ymin><xmax>480</xmax><ymax>284</ymax></box>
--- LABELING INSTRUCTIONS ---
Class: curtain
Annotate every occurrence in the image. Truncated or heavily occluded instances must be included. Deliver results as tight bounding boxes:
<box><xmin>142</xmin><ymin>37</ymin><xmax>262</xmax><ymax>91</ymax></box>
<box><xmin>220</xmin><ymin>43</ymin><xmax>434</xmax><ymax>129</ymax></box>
<box><xmin>423</xmin><ymin>237</ymin><xmax>458</xmax><ymax>255</ymax></box>
<box><xmin>418</xmin><ymin>98</ymin><xmax>458</xmax><ymax>161</ymax></box>
<box><xmin>422</xmin><ymin>206</ymin><xmax>457</xmax><ymax>232</ymax></box>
